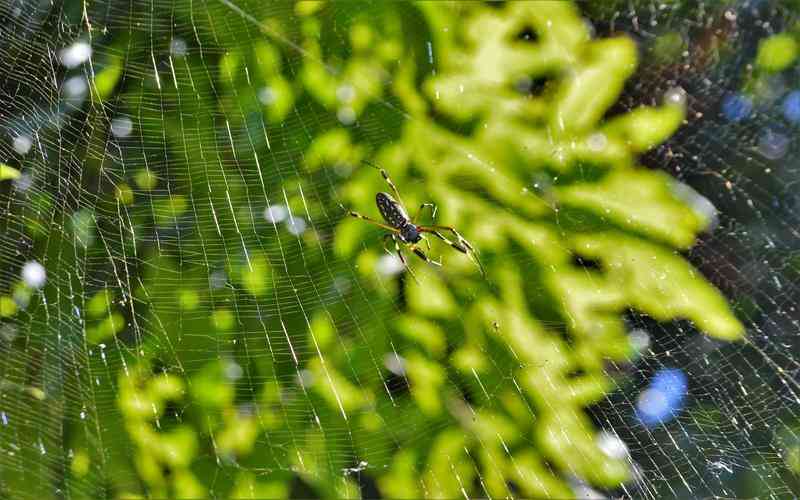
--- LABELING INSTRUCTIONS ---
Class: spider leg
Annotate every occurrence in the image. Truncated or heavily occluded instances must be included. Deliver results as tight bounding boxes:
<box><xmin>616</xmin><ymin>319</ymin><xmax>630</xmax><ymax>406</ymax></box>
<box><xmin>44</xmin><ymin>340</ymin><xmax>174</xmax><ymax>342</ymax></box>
<box><xmin>417</xmin><ymin>235</ymin><xmax>442</xmax><ymax>265</ymax></box>
<box><xmin>393</xmin><ymin>236</ymin><xmax>419</xmax><ymax>284</ymax></box>
<box><xmin>363</xmin><ymin>160</ymin><xmax>406</xmax><ymax>210</ymax></box>
<box><xmin>381</xmin><ymin>233</ymin><xmax>419</xmax><ymax>283</ymax></box>
<box><xmin>421</xmin><ymin>234</ymin><xmax>432</xmax><ymax>252</ymax></box>
<box><xmin>410</xmin><ymin>245</ymin><xmax>442</xmax><ymax>267</ymax></box>
<box><xmin>418</xmin><ymin>225</ymin><xmax>474</xmax><ymax>252</ymax></box>
<box><xmin>412</xmin><ymin>203</ymin><xmax>438</xmax><ymax>224</ymax></box>
<box><xmin>419</xmin><ymin>225</ymin><xmax>485</xmax><ymax>276</ymax></box>
<box><xmin>340</xmin><ymin>204</ymin><xmax>399</xmax><ymax>233</ymax></box>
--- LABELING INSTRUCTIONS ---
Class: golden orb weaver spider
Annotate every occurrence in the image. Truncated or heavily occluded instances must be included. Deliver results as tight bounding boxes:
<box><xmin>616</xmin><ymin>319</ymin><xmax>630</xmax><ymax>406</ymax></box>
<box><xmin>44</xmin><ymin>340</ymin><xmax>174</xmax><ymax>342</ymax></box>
<box><xmin>341</xmin><ymin>161</ymin><xmax>484</xmax><ymax>281</ymax></box>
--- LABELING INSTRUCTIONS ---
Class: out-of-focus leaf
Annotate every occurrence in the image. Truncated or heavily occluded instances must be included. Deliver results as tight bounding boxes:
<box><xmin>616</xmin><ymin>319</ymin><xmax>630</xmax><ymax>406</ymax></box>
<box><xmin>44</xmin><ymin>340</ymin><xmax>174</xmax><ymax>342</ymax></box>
<box><xmin>0</xmin><ymin>164</ymin><xmax>20</xmax><ymax>181</ymax></box>
<box><xmin>557</xmin><ymin>168</ymin><xmax>706</xmax><ymax>248</ymax></box>
<box><xmin>756</xmin><ymin>33</ymin><xmax>798</xmax><ymax>72</ymax></box>
<box><xmin>572</xmin><ymin>232</ymin><xmax>745</xmax><ymax>340</ymax></box>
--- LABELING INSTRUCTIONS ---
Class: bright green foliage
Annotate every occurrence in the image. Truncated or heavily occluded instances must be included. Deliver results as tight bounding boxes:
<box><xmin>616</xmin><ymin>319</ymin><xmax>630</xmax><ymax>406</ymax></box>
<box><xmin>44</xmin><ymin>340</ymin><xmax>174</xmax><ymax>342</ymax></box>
<box><xmin>756</xmin><ymin>33</ymin><xmax>799</xmax><ymax>72</ymax></box>
<box><xmin>0</xmin><ymin>164</ymin><xmax>20</xmax><ymax>181</ymax></box>
<box><xmin>323</xmin><ymin>1</ymin><xmax>742</xmax><ymax>496</ymax></box>
<box><xmin>91</xmin><ymin>54</ymin><xmax>124</xmax><ymax>101</ymax></box>
<box><xmin>153</xmin><ymin>195</ymin><xmax>188</xmax><ymax>227</ymax></box>
<box><xmin>0</xmin><ymin>296</ymin><xmax>17</xmax><ymax>317</ymax></box>
<box><xmin>86</xmin><ymin>311</ymin><xmax>125</xmax><ymax>344</ymax></box>
<box><xmin>134</xmin><ymin>169</ymin><xmax>158</xmax><ymax>190</ymax></box>
<box><xmin>233</xmin><ymin>251</ymin><xmax>272</xmax><ymax>297</ymax></box>
<box><xmin>118</xmin><ymin>366</ymin><xmax>204</xmax><ymax>498</ymax></box>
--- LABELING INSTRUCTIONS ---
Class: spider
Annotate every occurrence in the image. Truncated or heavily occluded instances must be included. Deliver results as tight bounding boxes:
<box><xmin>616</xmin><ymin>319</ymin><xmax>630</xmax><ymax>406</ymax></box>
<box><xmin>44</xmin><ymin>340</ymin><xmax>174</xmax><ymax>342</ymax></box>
<box><xmin>341</xmin><ymin>161</ymin><xmax>484</xmax><ymax>281</ymax></box>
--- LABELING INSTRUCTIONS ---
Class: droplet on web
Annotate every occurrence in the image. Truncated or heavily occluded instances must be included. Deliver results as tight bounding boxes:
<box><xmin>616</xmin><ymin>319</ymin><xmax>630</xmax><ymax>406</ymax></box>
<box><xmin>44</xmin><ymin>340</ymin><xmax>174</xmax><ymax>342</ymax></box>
<box><xmin>383</xmin><ymin>353</ymin><xmax>406</xmax><ymax>375</ymax></box>
<box><xmin>636</xmin><ymin>368</ymin><xmax>687</xmax><ymax>426</ymax></box>
<box><xmin>758</xmin><ymin>129</ymin><xmax>789</xmax><ymax>160</ymax></box>
<box><xmin>12</xmin><ymin>135</ymin><xmax>32</xmax><ymax>155</ymax></box>
<box><xmin>59</xmin><ymin>41</ymin><xmax>92</xmax><ymax>68</ymax></box>
<box><xmin>629</xmin><ymin>328</ymin><xmax>651</xmax><ymax>353</ymax></box>
<box><xmin>286</xmin><ymin>216</ymin><xmax>306</xmax><ymax>235</ymax></box>
<box><xmin>376</xmin><ymin>254</ymin><xmax>404</xmax><ymax>276</ymax></box>
<box><xmin>336</xmin><ymin>84</ymin><xmax>355</xmax><ymax>103</ymax></box>
<box><xmin>596</xmin><ymin>431</ymin><xmax>629</xmax><ymax>460</ymax></box>
<box><xmin>782</xmin><ymin>90</ymin><xmax>800</xmax><ymax>123</ymax></box>
<box><xmin>210</xmin><ymin>270</ymin><xmax>227</xmax><ymax>289</ymax></box>
<box><xmin>297</xmin><ymin>369</ymin><xmax>315</xmax><ymax>388</ymax></box>
<box><xmin>258</xmin><ymin>86</ymin><xmax>276</xmax><ymax>105</ymax></box>
<box><xmin>62</xmin><ymin>76</ymin><xmax>88</xmax><ymax>99</ymax></box>
<box><xmin>12</xmin><ymin>172</ymin><xmax>32</xmax><ymax>191</ymax></box>
<box><xmin>170</xmin><ymin>37</ymin><xmax>188</xmax><ymax>57</ymax></box>
<box><xmin>664</xmin><ymin>86</ymin><xmax>687</xmax><ymax>107</ymax></box>
<box><xmin>721</xmin><ymin>93</ymin><xmax>752</xmax><ymax>122</ymax></box>
<box><xmin>637</xmin><ymin>388</ymin><xmax>669</xmax><ymax>423</ymax></box>
<box><xmin>587</xmin><ymin>132</ymin><xmax>607</xmax><ymax>151</ymax></box>
<box><xmin>225</xmin><ymin>360</ymin><xmax>243</xmax><ymax>380</ymax></box>
<box><xmin>337</xmin><ymin>107</ymin><xmax>356</xmax><ymax>125</ymax></box>
<box><xmin>264</xmin><ymin>204</ymin><xmax>287</xmax><ymax>223</ymax></box>
<box><xmin>111</xmin><ymin>117</ymin><xmax>133</xmax><ymax>138</ymax></box>
<box><xmin>709</xmin><ymin>460</ymin><xmax>734</xmax><ymax>474</ymax></box>
<box><xmin>333</xmin><ymin>276</ymin><xmax>351</xmax><ymax>295</ymax></box>
<box><xmin>22</xmin><ymin>261</ymin><xmax>46</xmax><ymax>289</ymax></box>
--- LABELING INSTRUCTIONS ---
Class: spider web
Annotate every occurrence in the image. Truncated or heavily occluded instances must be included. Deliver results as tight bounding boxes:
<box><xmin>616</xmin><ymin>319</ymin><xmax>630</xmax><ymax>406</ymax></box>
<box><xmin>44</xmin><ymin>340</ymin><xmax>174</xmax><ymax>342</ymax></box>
<box><xmin>0</xmin><ymin>0</ymin><xmax>799</xmax><ymax>498</ymax></box>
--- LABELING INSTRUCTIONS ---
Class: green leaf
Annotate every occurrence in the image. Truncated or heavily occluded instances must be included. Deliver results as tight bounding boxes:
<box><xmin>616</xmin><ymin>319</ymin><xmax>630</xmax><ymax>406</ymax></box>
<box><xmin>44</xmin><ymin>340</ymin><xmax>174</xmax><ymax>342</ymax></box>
<box><xmin>395</xmin><ymin>316</ymin><xmax>447</xmax><ymax>357</ymax></box>
<box><xmin>0</xmin><ymin>296</ymin><xmax>18</xmax><ymax>317</ymax></box>
<box><xmin>405</xmin><ymin>352</ymin><xmax>445</xmax><ymax>416</ymax></box>
<box><xmin>602</xmin><ymin>101</ymin><xmax>685</xmax><ymax>152</ymax></box>
<box><xmin>572</xmin><ymin>232</ymin><xmax>745</xmax><ymax>341</ymax></box>
<box><xmin>0</xmin><ymin>164</ymin><xmax>20</xmax><ymax>181</ymax></box>
<box><xmin>756</xmin><ymin>33</ymin><xmax>798</xmax><ymax>72</ymax></box>
<box><xmin>553</xmin><ymin>37</ymin><xmax>638</xmax><ymax>134</ymax></box>
<box><xmin>407</xmin><ymin>270</ymin><xmax>458</xmax><ymax>318</ymax></box>
<box><xmin>236</xmin><ymin>251</ymin><xmax>271</xmax><ymax>297</ymax></box>
<box><xmin>87</xmin><ymin>290</ymin><xmax>114</xmax><ymax>319</ymax></box>
<box><xmin>557</xmin><ymin>169</ymin><xmax>707</xmax><ymax>248</ymax></box>
<box><xmin>308</xmin><ymin>358</ymin><xmax>371</xmax><ymax>413</ymax></box>
<box><xmin>92</xmin><ymin>56</ymin><xmax>123</xmax><ymax>100</ymax></box>
<box><xmin>86</xmin><ymin>312</ymin><xmax>125</xmax><ymax>344</ymax></box>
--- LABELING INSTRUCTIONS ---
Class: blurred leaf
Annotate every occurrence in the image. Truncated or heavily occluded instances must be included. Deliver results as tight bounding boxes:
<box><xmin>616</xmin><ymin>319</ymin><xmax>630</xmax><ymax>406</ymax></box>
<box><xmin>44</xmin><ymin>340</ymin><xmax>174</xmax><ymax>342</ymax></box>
<box><xmin>0</xmin><ymin>164</ymin><xmax>20</xmax><ymax>181</ymax></box>
<box><xmin>756</xmin><ymin>33</ymin><xmax>798</xmax><ymax>72</ymax></box>
<box><xmin>557</xmin><ymin>168</ymin><xmax>705</xmax><ymax>248</ymax></box>
<box><xmin>230</xmin><ymin>472</ymin><xmax>289</xmax><ymax>499</ymax></box>
<box><xmin>0</xmin><ymin>296</ymin><xmax>18</xmax><ymax>317</ymax></box>
<box><xmin>87</xmin><ymin>290</ymin><xmax>114</xmax><ymax>319</ymax></box>
<box><xmin>572</xmin><ymin>232</ymin><xmax>744</xmax><ymax>340</ymax></box>
<box><xmin>407</xmin><ymin>271</ymin><xmax>457</xmax><ymax>318</ymax></box>
<box><xmin>308</xmin><ymin>358</ymin><xmax>372</xmax><ymax>413</ymax></box>
<box><xmin>92</xmin><ymin>55</ymin><xmax>123</xmax><ymax>100</ymax></box>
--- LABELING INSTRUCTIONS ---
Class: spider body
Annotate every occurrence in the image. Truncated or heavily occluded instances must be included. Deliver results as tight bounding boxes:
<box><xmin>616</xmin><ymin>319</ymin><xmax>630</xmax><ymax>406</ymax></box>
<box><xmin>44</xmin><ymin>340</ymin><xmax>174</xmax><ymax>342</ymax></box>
<box><xmin>342</xmin><ymin>161</ymin><xmax>484</xmax><ymax>280</ymax></box>
<box><xmin>376</xmin><ymin>192</ymin><xmax>421</xmax><ymax>243</ymax></box>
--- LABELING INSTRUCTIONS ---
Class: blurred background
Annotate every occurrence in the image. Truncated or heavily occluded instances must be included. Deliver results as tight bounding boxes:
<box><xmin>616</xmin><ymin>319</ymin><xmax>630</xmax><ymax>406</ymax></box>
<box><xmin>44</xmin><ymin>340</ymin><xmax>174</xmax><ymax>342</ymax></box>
<box><xmin>0</xmin><ymin>0</ymin><xmax>799</xmax><ymax>498</ymax></box>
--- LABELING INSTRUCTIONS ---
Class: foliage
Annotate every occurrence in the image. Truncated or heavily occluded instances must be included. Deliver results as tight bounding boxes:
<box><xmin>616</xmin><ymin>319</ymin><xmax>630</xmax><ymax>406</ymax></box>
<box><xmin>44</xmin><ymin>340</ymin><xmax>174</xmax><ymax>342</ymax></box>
<box><xmin>0</xmin><ymin>1</ymin><xmax>744</xmax><ymax>498</ymax></box>
<box><xmin>323</xmin><ymin>2</ymin><xmax>742</xmax><ymax>496</ymax></box>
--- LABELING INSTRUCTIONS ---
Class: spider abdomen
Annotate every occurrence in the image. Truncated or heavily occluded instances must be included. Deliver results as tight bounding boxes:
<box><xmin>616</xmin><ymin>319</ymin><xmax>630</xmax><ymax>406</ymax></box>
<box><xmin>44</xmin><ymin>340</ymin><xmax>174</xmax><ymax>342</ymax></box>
<box><xmin>376</xmin><ymin>192</ymin><xmax>410</xmax><ymax>229</ymax></box>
